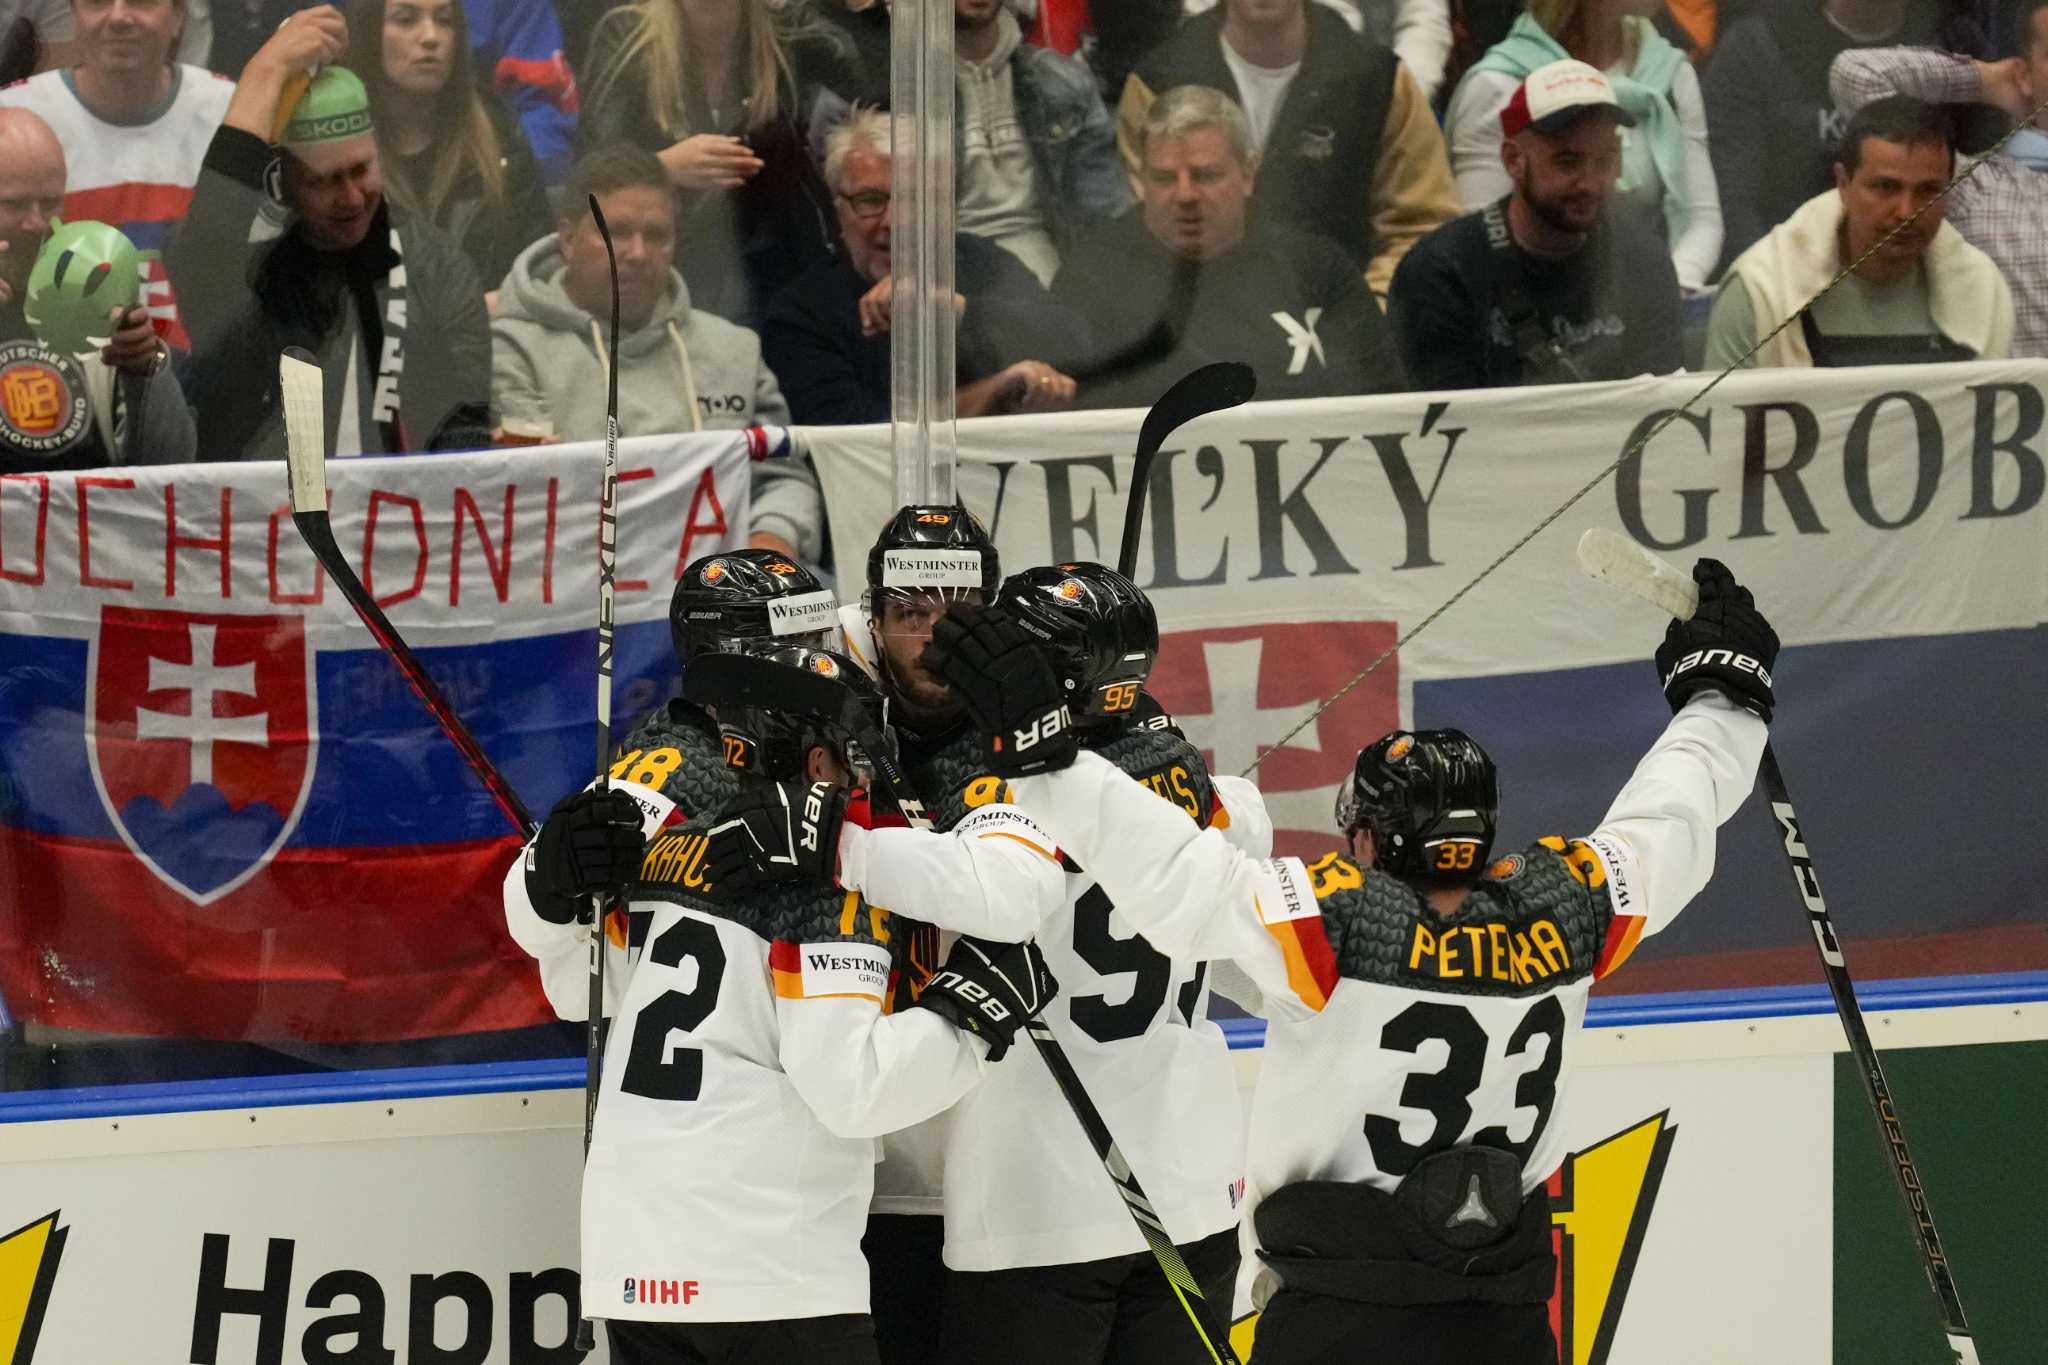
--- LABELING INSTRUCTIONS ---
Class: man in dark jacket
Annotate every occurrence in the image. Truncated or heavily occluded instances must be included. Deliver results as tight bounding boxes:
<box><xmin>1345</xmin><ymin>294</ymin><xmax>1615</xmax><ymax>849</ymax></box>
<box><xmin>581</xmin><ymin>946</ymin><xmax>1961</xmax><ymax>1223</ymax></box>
<box><xmin>955</xmin><ymin>0</ymin><xmax>1131</xmax><ymax>285</ymax></box>
<box><xmin>764</xmin><ymin>105</ymin><xmax>1079</xmax><ymax>425</ymax></box>
<box><xmin>1703</xmin><ymin>0</ymin><xmax>1938</xmax><ymax>273</ymax></box>
<box><xmin>1119</xmin><ymin>0</ymin><xmax>1456</xmax><ymax>302</ymax></box>
<box><xmin>170</xmin><ymin>7</ymin><xmax>491</xmax><ymax>460</ymax></box>
<box><xmin>1390</xmin><ymin>60</ymin><xmax>1682</xmax><ymax>391</ymax></box>
<box><xmin>1055</xmin><ymin>84</ymin><xmax>1405</xmax><ymax>410</ymax></box>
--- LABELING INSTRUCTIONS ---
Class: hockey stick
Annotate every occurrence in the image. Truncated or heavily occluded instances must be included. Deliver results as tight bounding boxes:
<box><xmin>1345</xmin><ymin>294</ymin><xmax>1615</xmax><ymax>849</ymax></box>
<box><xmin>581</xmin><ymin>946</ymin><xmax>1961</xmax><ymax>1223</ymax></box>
<box><xmin>685</xmin><ymin>654</ymin><xmax>1243</xmax><ymax>1364</ymax></box>
<box><xmin>1575</xmin><ymin>528</ymin><xmax>1982</xmax><ymax>1365</ymax></box>
<box><xmin>279</xmin><ymin>349</ymin><xmax>537</xmax><ymax>840</ymax></box>
<box><xmin>1118</xmin><ymin>362</ymin><xmax>1256</xmax><ymax>579</ymax></box>
<box><xmin>572</xmin><ymin>195</ymin><xmax>628</xmax><ymax>1355</ymax></box>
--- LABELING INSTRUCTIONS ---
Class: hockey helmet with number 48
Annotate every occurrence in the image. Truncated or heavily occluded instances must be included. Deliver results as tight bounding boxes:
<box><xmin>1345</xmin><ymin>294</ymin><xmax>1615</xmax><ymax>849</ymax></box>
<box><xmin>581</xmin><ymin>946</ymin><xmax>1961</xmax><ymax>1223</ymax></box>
<box><xmin>995</xmin><ymin>563</ymin><xmax>1159</xmax><ymax>736</ymax></box>
<box><xmin>716</xmin><ymin>642</ymin><xmax>893</xmax><ymax>784</ymax></box>
<box><xmin>1336</xmin><ymin>729</ymin><xmax>1498</xmax><ymax>884</ymax></box>
<box><xmin>670</xmin><ymin>549</ymin><xmax>836</xmax><ymax>664</ymax></box>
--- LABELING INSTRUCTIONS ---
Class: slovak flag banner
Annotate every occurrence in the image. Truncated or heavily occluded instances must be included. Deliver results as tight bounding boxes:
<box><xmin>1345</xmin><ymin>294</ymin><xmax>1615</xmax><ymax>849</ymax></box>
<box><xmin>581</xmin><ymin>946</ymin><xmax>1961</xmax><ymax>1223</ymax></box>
<box><xmin>0</xmin><ymin>433</ymin><xmax>754</xmax><ymax>1043</ymax></box>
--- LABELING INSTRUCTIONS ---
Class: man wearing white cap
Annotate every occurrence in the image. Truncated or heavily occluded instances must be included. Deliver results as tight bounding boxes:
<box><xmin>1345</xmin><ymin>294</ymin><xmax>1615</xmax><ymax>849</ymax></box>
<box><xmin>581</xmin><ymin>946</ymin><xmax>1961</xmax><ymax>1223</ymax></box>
<box><xmin>1388</xmin><ymin>58</ymin><xmax>1682</xmax><ymax>392</ymax></box>
<box><xmin>169</xmin><ymin>5</ymin><xmax>490</xmax><ymax>460</ymax></box>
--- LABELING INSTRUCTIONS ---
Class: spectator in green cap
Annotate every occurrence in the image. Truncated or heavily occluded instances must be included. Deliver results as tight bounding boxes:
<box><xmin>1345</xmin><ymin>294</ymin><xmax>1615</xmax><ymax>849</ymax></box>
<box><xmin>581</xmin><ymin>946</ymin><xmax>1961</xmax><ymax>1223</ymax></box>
<box><xmin>168</xmin><ymin>4</ymin><xmax>492</xmax><ymax>460</ymax></box>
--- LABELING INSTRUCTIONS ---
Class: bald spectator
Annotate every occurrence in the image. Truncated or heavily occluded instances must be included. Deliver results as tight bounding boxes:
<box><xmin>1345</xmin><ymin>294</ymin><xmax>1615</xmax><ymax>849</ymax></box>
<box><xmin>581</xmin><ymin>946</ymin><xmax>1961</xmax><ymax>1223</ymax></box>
<box><xmin>0</xmin><ymin>0</ymin><xmax>233</xmax><ymax>350</ymax></box>
<box><xmin>170</xmin><ymin>7</ymin><xmax>491</xmax><ymax>459</ymax></box>
<box><xmin>1122</xmin><ymin>0</ymin><xmax>1458</xmax><ymax>302</ymax></box>
<box><xmin>0</xmin><ymin>108</ymin><xmax>194</xmax><ymax>472</ymax></box>
<box><xmin>1056</xmin><ymin>85</ymin><xmax>1405</xmax><ymax>408</ymax></box>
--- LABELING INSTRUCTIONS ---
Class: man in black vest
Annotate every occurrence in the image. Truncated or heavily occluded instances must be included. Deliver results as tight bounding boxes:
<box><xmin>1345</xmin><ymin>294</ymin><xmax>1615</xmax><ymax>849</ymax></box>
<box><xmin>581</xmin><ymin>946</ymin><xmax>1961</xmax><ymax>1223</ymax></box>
<box><xmin>1389</xmin><ymin>59</ymin><xmax>1682</xmax><ymax>391</ymax></box>
<box><xmin>1118</xmin><ymin>0</ymin><xmax>1456</xmax><ymax>303</ymax></box>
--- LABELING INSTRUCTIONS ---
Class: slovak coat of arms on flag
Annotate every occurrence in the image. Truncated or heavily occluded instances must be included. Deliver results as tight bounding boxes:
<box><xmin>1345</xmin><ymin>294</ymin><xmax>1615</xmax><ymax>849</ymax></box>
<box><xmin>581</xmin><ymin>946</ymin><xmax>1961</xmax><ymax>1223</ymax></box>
<box><xmin>85</xmin><ymin>606</ymin><xmax>317</xmax><ymax>906</ymax></box>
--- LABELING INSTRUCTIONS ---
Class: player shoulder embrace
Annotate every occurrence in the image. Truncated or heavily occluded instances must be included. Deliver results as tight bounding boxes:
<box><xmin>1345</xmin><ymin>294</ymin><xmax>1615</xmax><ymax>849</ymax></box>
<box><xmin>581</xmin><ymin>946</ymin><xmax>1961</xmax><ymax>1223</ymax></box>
<box><xmin>928</xmin><ymin>556</ymin><xmax>1776</xmax><ymax>1365</ymax></box>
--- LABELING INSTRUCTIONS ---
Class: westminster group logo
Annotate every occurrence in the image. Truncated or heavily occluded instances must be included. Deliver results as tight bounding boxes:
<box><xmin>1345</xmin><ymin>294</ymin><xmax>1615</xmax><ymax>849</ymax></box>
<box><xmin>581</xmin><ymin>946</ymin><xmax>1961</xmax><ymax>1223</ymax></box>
<box><xmin>0</xmin><ymin>1211</ymin><xmax>65</xmax><ymax>1365</ymax></box>
<box><xmin>1227</xmin><ymin>1114</ymin><xmax>1674</xmax><ymax>1363</ymax></box>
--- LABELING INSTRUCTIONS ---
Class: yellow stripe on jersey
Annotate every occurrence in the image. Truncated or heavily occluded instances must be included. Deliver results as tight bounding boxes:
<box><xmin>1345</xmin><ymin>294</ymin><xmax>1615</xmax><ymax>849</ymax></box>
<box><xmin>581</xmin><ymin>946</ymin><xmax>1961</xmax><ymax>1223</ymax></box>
<box><xmin>978</xmin><ymin>829</ymin><xmax>1061</xmax><ymax>861</ymax></box>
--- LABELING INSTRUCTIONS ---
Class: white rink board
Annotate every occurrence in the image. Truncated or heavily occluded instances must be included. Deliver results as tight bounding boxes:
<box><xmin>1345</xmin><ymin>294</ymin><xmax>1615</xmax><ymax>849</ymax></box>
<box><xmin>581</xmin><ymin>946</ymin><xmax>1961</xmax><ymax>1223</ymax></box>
<box><xmin>0</xmin><ymin>1111</ymin><xmax>605</xmax><ymax>1365</ymax></box>
<box><xmin>0</xmin><ymin>1024</ymin><xmax>1850</xmax><ymax>1365</ymax></box>
<box><xmin>1561</xmin><ymin>1052</ymin><xmax>1831</xmax><ymax>1365</ymax></box>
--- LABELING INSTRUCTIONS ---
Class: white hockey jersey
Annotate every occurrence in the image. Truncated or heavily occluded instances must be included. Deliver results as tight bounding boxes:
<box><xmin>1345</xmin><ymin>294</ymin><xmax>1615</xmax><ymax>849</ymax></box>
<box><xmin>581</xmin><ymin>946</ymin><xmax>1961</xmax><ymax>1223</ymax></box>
<box><xmin>0</xmin><ymin>65</ymin><xmax>231</xmax><ymax>349</ymax></box>
<box><xmin>1007</xmin><ymin>695</ymin><xmax>1767</xmax><ymax>1290</ymax></box>
<box><xmin>504</xmin><ymin>776</ymin><xmax>987</xmax><ymax>1323</ymax></box>
<box><xmin>852</xmin><ymin>723</ymin><xmax>1275</xmax><ymax>1271</ymax></box>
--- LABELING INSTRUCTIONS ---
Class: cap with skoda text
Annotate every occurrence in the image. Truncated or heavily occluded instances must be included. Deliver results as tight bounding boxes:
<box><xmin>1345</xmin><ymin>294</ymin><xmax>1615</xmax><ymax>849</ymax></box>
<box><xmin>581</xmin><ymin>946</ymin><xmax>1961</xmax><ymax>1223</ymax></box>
<box><xmin>1498</xmin><ymin>59</ymin><xmax>1637</xmax><ymax>139</ymax></box>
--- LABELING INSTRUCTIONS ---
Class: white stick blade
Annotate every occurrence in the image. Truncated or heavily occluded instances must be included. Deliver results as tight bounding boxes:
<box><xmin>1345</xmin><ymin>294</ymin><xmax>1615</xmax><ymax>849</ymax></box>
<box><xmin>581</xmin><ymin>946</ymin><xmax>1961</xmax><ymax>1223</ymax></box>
<box><xmin>279</xmin><ymin>348</ymin><xmax>328</xmax><ymax>514</ymax></box>
<box><xmin>1575</xmin><ymin>528</ymin><xmax>1699</xmax><ymax>621</ymax></box>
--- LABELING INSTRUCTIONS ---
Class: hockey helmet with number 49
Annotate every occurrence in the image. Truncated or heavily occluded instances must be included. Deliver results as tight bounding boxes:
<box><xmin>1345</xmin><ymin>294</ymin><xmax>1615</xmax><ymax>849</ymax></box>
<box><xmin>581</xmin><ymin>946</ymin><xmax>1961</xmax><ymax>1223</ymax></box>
<box><xmin>1336</xmin><ymin>729</ymin><xmax>1498</xmax><ymax>884</ymax></box>
<box><xmin>995</xmin><ymin>563</ymin><xmax>1159</xmax><ymax>736</ymax></box>
<box><xmin>864</xmin><ymin>503</ymin><xmax>1002</xmax><ymax>618</ymax></box>
<box><xmin>671</xmin><ymin>549</ymin><xmax>836</xmax><ymax>664</ymax></box>
<box><xmin>716</xmin><ymin>642</ymin><xmax>893</xmax><ymax>784</ymax></box>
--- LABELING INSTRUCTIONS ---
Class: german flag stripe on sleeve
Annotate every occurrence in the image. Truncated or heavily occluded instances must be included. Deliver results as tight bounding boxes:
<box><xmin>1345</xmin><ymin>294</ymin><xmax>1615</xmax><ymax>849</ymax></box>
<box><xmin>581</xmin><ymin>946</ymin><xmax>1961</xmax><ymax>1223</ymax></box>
<box><xmin>1262</xmin><ymin>914</ymin><xmax>1338</xmax><ymax>1012</ymax></box>
<box><xmin>1254</xmin><ymin>857</ymin><xmax>1339</xmax><ymax>1011</ymax></box>
<box><xmin>770</xmin><ymin>939</ymin><xmax>805</xmax><ymax>999</ymax></box>
<box><xmin>1593</xmin><ymin>913</ymin><xmax>1644</xmax><ymax>980</ymax></box>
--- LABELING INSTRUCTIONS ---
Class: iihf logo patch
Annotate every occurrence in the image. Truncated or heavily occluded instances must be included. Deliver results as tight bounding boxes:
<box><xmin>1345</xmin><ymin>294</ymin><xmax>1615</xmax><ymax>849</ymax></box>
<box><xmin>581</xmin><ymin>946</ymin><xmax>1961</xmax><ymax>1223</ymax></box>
<box><xmin>86</xmin><ymin>606</ymin><xmax>318</xmax><ymax>905</ymax></box>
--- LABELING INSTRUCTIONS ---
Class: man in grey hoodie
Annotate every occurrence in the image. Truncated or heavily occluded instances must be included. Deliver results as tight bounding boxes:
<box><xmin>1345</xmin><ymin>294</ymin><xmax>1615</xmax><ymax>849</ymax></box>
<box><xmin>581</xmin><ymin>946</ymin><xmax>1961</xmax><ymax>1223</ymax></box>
<box><xmin>492</xmin><ymin>144</ymin><xmax>819</xmax><ymax>564</ymax></box>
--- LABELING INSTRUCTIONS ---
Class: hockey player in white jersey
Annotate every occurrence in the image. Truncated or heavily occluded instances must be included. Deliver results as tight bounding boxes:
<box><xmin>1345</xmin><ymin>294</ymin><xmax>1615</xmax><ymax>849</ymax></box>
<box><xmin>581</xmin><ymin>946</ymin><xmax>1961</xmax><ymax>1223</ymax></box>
<box><xmin>505</xmin><ymin>643</ymin><xmax>1055</xmax><ymax>1364</ymax></box>
<box><xmin>511</xmin><ymin>547</ymin><xmax>838</xmax><ymax>1002</ymax></box>
<box><xmin>928</xmin><ymin>559</ymin><xmax>1778</xmax><ymax>1364</ymax></box>
<box><xmin>711</xmin><ymin>560</ymin><xmax>1269</xmax><ymax>1363</ymax></box>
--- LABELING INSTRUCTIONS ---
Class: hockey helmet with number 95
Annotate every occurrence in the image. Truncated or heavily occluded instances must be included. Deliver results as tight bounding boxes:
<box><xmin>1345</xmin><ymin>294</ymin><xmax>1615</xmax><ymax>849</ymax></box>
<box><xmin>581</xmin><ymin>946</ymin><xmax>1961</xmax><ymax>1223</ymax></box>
<box><xmin>671</xmin><ymin>549</ymin><xmax>837</xmax><ymax>664</ymax></box>
<box><xmin>1336</xmin><ymin>729</ymin><xmax>1498</xmax><ymax>885</ymax></box>
<box><xmin>995</xmin><ymin>563</ymin><xmax>1158</xmax><ymax>736</ymax></box>
<box><xmin>716</xmin><ymin>642</ymin><xmax>894</xmax><ymax>784</ymax></box>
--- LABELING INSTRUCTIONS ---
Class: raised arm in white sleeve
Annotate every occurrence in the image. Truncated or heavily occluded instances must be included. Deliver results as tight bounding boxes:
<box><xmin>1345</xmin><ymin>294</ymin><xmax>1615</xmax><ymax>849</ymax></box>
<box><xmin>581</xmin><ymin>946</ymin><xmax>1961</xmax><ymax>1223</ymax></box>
<box><xmin>1212</xmin><ymin>774</ymin><xmax>1275</xmax><ymax>858</ymax></box>
<box><xmin>1584</xmin><ymin>692</ymin><xmax>1768</xmax><ymax>942</ymax></box>
<box><xmin>776</xmin><ymin>946</ymin><xmax>989</xmax><ymax>1138</ymax></box>
<box><xmin>834</xmin><ymin>803</ymin><xmax>1067</xmax><ymax>941</ymax></box>
<box><xmin>501</xmin><ymin>778</ymin><xmax>674</xmax><ymax>1021</ymax></box>
<box><xmin>1009</xmin><ymin>751</ymin><xmax>1325</xmax><ymax>1020</ymax></box>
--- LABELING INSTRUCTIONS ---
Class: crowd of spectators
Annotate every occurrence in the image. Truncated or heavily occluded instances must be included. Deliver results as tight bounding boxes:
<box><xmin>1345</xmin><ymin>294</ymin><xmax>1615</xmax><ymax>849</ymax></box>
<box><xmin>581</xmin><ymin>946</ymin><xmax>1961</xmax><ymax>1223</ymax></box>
<box><xmin>6</xmin><ymin>0</ymin><xmax>2048</xmax><ymax>554</ymax></box>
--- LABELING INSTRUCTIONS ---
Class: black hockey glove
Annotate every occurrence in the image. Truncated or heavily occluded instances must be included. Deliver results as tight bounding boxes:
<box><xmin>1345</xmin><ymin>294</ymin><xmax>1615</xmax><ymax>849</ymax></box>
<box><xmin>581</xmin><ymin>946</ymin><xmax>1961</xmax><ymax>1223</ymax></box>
<box><xmin>525</xmin><ymin>788</ymin><xmax>646</xmax><ymax>925</ymax></box>
<box><xmin>704</xmin><ymin>780</ymin><xmax>848</xmax><ymax>895</ymax></box>
<box><xmin>913</xmin><ymin>937</ymin><xmax>1057</xmax><ymax>1063</ymax></box>
<box><xmin>1655</xmin><ymin>558</ymin><xmax>1780</xmax><ymax>722</ymax></box>
<box><xmin>923</xmin><ymin>604</ymin><xmax>1077</xmax><ymax>778</ymax></box>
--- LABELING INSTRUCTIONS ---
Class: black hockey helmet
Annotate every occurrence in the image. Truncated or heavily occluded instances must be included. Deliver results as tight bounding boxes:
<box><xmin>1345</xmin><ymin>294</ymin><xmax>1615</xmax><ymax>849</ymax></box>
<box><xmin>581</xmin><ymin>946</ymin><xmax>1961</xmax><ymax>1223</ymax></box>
<box><xmin>716</xmin><ymin>642</ymin><xmax>893</xmax><ymax>784</ymax></box>
<box><xmin>670</xmin><ymin>549</ymin><xmax>837</xmax><ymax>663</ymax></box>
<box><xmin>995</xmin><ymin>563</ymin><xmax>1159</xmax><ymax>736</ymax></box>
<box><xmin>863</xmin><ymin>503</ymin><xmax>1001</xmax><ymax>617</ymax></box>
<box><xmin>1336</xmin><ymin>729</ymin><xmax>1499</xmax><ymax>885</ymax></box>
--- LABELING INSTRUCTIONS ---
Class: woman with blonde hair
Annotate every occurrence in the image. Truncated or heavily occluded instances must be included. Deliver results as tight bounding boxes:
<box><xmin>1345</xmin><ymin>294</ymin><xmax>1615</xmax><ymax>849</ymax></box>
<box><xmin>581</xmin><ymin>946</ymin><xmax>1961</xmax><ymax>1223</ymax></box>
<box><xmin>581</xmin><ymin>0</ymin><xmax>867</xmax><ymax>327</ymax></box>
<box><xmin>1443</xmin><ymin>0</ymin><xmax>1722</xmax><ymax>292</ymax></box>
<box><xmin>349</xmin><ymin>0</ymin><xmax>551</xmax><ymax>293</ymax></box>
